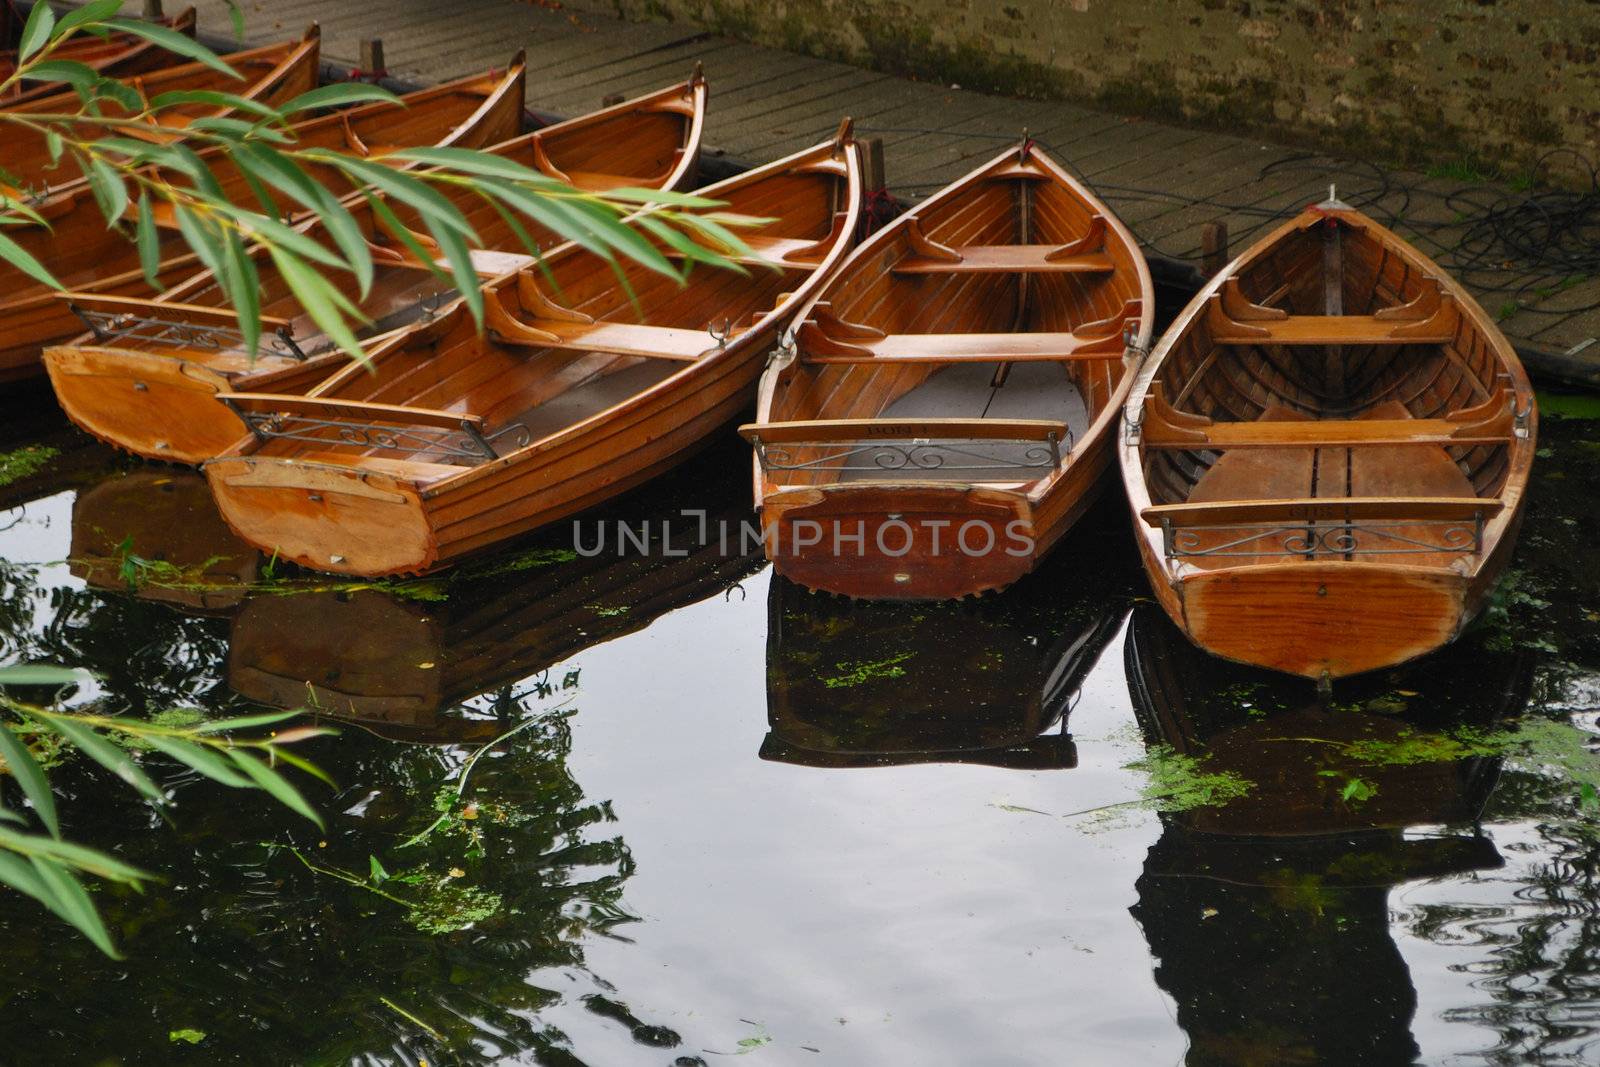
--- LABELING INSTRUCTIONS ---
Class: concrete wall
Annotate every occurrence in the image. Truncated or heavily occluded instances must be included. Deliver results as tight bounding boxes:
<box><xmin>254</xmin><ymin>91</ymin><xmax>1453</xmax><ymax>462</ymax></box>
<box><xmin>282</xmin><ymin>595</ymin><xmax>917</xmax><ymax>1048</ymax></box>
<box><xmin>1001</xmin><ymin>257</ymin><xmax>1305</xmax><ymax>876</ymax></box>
<box><xmin>582</xmin><ymin>0</ymin><xmax>1600</xmax><ymax>186</ymax></box>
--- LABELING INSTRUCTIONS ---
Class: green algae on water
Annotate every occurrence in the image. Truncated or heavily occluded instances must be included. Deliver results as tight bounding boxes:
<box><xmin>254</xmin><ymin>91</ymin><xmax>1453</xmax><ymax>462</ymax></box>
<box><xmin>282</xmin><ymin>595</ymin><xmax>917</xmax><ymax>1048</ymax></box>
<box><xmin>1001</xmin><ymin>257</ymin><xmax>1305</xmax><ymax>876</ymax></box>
<box><xmin>820</xmin><ymin>651</ymin><xmax>915</xmax><ymax>689</ymax></box>
<box><xmin>0</xmin><ymin>445</ymin><xmax>57</xmax><ymax>488</ymax></box>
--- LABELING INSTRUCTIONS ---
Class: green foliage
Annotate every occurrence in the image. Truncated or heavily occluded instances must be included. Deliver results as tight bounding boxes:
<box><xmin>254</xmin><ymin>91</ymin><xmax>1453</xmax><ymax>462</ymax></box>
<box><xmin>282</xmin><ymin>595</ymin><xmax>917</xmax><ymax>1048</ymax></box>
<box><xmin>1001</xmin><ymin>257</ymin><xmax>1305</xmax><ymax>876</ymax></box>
<box><xmin>0</xmin><ymin>1</ymin><xmax>761</xmax><ymax>365</ymax></box>
<box><xmin>168</xmin><ymin>1029</ymin><xmax>206</xmax><ymax>1045</ymax></box>
<box><xmin>0</xmin><ymin>664</ymin><xmax>332</xmax><ymax>956</ymax></box>
<box><xmin>0</xmin><ymin>445</ymin><xmax>58</xmax><ymax>488</ymax></box>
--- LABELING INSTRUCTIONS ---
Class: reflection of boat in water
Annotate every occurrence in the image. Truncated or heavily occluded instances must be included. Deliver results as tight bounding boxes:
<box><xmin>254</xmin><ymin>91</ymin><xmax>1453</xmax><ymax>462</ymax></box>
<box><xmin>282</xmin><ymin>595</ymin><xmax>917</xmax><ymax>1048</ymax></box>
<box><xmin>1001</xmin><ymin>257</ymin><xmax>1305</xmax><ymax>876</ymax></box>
<box><xmin>227</xmin><ymin>499</ymin><xmax>762</xmax><ymax>742</ymax></box>
<box><xmin>69</xmin><ymin>469</ymin><xmax>259</xmax><ymax>614</ymax></box>
<box><xmin>1124</xmin><ymin>603</ymin><xmax>1533</xmax><ymax>1065</ymax></box>
<box><xmin>761</xmin><ymin>528</ymin><xmax>1130</xmax><ymax>768</ymax></box>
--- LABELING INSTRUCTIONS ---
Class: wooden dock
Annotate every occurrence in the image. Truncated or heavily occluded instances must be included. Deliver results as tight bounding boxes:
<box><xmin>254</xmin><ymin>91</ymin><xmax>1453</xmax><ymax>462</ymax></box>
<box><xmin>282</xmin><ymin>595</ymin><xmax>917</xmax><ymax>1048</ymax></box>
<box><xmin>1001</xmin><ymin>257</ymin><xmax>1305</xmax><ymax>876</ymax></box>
<box><xmin>182</xmin><ymin>0</ymin><xmax>1600</xmax><ymax>380</ymax></box>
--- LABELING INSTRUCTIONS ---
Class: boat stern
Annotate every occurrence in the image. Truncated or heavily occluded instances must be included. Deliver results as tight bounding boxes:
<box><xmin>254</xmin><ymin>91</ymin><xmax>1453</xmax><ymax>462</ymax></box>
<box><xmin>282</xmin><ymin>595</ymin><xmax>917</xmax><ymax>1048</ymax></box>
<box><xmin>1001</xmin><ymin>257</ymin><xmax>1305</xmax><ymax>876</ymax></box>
<box><xmin>1174</xmin><ymin>561</ymin><xmax>1470</xmax><ymax>680</ymax></box>
<box><xmin>45</xmin><ymin>345</ymin><xmax>248</xmax><ymax>464</ymax></box>
<box><xmin>760</xmin><ymin>483</ymin><xmax>1037</xmax><ymax>599</ymax></box>
<box><xmin>204</xmin><ymin>455</ymin><xmax>439</xmax><ymax>576</ymax></box>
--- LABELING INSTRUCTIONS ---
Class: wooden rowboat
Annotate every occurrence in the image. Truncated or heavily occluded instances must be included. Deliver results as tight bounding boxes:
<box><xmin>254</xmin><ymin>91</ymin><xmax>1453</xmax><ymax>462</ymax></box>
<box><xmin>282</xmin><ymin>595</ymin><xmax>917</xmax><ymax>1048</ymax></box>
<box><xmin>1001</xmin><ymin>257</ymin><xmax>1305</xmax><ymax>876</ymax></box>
<box><xmin>1</xmin><ymin>7</ymin><xmax>198</xmax><ymax>106</ymax></box>
<box><xmin>2</xmin><ymin>25</ymin><xmax>321</xmax><ymax>194</ymax></box>
<box><xmin>11</xmin><ymin>59</ymin><xmax>527</xmax><ymax>384</ymax></box>
<box><xmin>203</xmin><ymin>124</ymin><xmax>863</xmax><ymax>576</ymax></box>
<box><xmin>1119</xmin><ymin>197</ymin><xmax>1537</xmax><ymax>682</ymax></box>
<box><xmin>740</xmin><ymin>141</ymin><xmax>1153</xmax><ymax>599</ymax></box>
<box><xmin>43</xmin><ymin>73</ymin><xmax>707</xmax><ymax>459</ymax></box>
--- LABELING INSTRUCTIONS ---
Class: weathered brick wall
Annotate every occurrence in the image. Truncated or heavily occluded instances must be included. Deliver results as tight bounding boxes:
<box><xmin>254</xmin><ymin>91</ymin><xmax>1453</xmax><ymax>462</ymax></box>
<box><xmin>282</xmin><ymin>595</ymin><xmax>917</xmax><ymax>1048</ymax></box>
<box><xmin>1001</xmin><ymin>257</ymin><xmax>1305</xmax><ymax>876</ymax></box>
<box><xmin>583</xmin><ymin>0</ymin><xmax>1600</xmax><ymax>184</ymax></box>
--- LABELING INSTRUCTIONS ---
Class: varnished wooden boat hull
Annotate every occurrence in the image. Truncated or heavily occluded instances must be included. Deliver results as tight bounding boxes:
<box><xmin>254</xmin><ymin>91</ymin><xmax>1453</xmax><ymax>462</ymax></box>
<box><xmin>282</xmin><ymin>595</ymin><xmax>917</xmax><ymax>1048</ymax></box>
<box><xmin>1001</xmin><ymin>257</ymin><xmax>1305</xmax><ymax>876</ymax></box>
<box><xmin>205</xmin><ymin>129</ymin><xmax>863</xmax><ymax>576</ymax></box>
<box><xmin>41</xmin><ymin>74</ymin><xmax>705</xmax><ymax>457</ymax></box>
<box><xmin>746</xmin><ymin>143</ymin><xmax>1153</xmax><ymax>599</ymax></box>
<box><xmin>1118</xmin><ymin>204</ymin><xmax>1537</xmax><ymax>680</ymax></box>
<box><xmin>1</xmin><ymin>7</ymin><xmax>198</xmax><ymax>105</ymax></box>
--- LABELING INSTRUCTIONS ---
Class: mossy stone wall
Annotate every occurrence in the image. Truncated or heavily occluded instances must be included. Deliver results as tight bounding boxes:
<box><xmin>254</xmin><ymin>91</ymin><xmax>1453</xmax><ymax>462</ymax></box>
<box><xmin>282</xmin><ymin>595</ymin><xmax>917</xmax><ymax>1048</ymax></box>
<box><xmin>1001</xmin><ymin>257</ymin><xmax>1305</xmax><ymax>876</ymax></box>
<box><xmin>584</xmin><ymin>0</ymin><xmax>1600</xmax><ymax>184</ymax></box>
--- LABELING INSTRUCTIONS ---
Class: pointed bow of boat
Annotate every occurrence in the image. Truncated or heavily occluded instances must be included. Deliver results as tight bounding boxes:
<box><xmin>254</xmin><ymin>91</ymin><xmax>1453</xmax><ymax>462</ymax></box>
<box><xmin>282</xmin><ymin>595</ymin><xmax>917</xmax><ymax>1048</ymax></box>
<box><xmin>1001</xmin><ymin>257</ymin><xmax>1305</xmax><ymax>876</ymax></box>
<box><xmin>204</xmin><ymin>456</ymin><xmax>438</xmax><ymax>577</ymax></box>
<box><xmin>761</xmin><ymin>483</ymin><xmax>1037</xmax><ymax>599</ymax></box>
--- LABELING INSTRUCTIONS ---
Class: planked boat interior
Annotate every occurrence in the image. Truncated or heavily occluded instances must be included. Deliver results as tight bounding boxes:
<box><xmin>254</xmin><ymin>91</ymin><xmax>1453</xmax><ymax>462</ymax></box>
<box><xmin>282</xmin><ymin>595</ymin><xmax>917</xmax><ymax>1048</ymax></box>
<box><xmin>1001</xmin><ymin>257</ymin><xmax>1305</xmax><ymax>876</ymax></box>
<box><xmin>2</xmin><ymin>26</ymin><xmax>321</xmax><ymax>194</ymax></box>
<box><xmin>743</xmin><ymin>141</ymin><xmax>1152</xmax><ymax>600</ymax></box>
<box><xmin>1</xmin><ymin>7</ymin><xmax>198</xmax><ymax>105</ymax></box>
<box><xmin>41</xmin><ymin>72</ymin><xmax>707</xmax><ymax>459</ymax></box>
<box><xmin>203</xmin><ymin>123</ymin><xmax>863</xmax><ymax>576</ymax></box>
<box><xmin>1120</xmin><ymin>200</ymin><xmax>1537</xmax><ymax>680</ymax></box>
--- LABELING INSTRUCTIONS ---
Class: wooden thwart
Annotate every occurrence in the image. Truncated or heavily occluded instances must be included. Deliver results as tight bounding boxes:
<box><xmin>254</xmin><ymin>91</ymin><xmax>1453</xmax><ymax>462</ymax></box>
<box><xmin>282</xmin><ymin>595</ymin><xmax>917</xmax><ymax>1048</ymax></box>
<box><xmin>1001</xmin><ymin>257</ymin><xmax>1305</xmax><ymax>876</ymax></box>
<box><xmin>894</xmin><ymin>213</ymin><xmax>1112</xmax><ymax>274</ymax></box>
<box><xmin>739</xmin><ymin>417</ymin><xmax>1070</xmax><ymax>445</ymax></box>
<box><xmin>1207</xmin><ymin>276</ymin><xmax>1459</xmax><ymax>345</ymax></box>
<box><xmin>797</xmin><ymin>298</ymin><xmax>1139</xmax><ymax>364</ymax></box>
<box><xmin>220</xmin><ymin>393</ymin><xmax>487</xmax><ymax>434</ymax></box>
<box><xmin>1139</xmin><ymin>496</ymin><xmax>1501</xmax><ymax>527</ymax></box>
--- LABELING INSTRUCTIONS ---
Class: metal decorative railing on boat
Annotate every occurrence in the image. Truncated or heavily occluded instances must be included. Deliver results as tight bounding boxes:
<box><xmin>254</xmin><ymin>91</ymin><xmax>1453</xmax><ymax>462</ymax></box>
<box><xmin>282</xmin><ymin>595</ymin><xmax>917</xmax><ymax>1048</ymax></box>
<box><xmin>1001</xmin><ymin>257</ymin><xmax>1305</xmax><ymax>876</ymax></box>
<box><xmin>1160</xmin><ymin>515</ymin><xmax>1485</xmax><ymax>560</ymax></box>
<box><xmin>71</xmin><ymin>304</ymin><xmax>310</xmax><ymax>361</ymax></box>
<box><xmin>755</xmin><ymin>434</ymin><xmax>1065</xmax><ymax>475</ymax></box>
<box><xmin>220</xmin><ymin>404</ymin><xmax>532</xmax><ymax>462</ymax></box>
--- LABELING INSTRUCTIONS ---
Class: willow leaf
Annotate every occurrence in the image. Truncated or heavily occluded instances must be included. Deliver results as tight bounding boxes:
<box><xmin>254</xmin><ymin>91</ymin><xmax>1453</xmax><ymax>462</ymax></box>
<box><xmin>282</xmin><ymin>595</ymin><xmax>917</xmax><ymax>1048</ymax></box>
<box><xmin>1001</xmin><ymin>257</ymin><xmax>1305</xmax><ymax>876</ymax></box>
<box><xmin>17</xmin><ymin>1</ymin><xmax>54</xmax><ymax>62</ymax></box>
<box><xmin>86</xmin><ymin>156</ymin><xmax>129</xmax><ymax>224</ymax></box>
<box><xmin>192</xmin><ymin>710</ymin><xmax>303</xmax><ymax>734</ymax></box>
<box><xmin>135</xmin><ymin>191</ymin><xmax>161</xmax><ymax>290</ymax></box>
<box><xmin>0</xmin><ymin>230</ymin><xmax>61</xmax><ymax>289</ymax></box>
<box><xmin>280</xmin><ymin>83</ymin><xmax>399</xmax><ymax>114</ymax></box>
<box><xmin>138</xmin><ymin>735</ymin><xmax>254</xmax><ymax>789</ymax></box>
<box><xmin>30</xmin><ymin>856</ymin><xmax>121</xmax><ymax>958</ymax></box>
<box><xmin>43</xmin><ymin>715</ymin><xmax>163</xmax><ymax>803</ymax></box>
<box><xmin>227</xmin><ymin>751</ymin><xmax>323</xmax><ymax>828</ymax></box>
<box><xmin>266</xmin><ymin>246</ymin><xmax>367</xmax><ymax>363</ymax></box>
<box><xmin>0</xmin><ymin>722</ymin><xmax>59</xmax><ymax>839</ymax></box>
<box><xmin>104</xmin><ymin>18</ymin><xmax>241</xmax><ymax>79</ymax></box>
<box><xmin>55</xmin><ymin>0</ymin><xmax>124</xmax><ymax>38</ymax></box>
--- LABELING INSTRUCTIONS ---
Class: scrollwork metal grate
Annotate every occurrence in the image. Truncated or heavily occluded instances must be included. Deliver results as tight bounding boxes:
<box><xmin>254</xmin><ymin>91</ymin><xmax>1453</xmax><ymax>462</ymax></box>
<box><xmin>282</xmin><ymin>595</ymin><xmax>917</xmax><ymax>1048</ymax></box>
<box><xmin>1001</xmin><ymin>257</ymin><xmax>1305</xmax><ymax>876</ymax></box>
<box><xmin>1160</xmin><ymin>515</ymin><xmax>1485</xmax><ymax>559</ymax></box>
<box><xmin>755</xmin><ymin>433</ymin><xmax>1065</xmax><ymax>475</ymax></box>
<box><xmin>223</xmin><ymin>407</ymin><xmax>532</xmax><ymax>462</ymax></box>
<box><xmin>71</xmin><ymin>305</ymin><xmax>311</xmax><ymax>361</ymax></box>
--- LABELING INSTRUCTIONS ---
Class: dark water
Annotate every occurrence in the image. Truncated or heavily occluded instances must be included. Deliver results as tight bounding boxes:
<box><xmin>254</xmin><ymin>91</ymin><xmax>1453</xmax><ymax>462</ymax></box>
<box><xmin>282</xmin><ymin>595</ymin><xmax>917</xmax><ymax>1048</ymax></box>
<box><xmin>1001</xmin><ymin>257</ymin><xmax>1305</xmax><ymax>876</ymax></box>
<box><xmin>0</xmin><ymin>379</ymin><xmax>1597</xmax><ymax>1066</ymax></box>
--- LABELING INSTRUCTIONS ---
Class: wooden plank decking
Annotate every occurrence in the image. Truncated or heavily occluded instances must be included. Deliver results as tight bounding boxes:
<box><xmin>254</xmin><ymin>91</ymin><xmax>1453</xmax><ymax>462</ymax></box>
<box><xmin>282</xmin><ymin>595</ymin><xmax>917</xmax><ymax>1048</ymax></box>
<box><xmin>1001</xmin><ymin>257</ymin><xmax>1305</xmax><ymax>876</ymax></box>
<box><xmin>157</xmin><ymin>0</ymin><xmax>1600</xmax><ymax>370</ymax></box>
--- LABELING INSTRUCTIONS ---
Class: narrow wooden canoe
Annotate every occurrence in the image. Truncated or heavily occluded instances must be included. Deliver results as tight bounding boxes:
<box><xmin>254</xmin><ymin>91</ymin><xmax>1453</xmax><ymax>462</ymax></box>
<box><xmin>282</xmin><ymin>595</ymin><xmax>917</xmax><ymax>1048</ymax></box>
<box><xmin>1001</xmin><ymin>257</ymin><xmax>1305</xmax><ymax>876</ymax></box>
<box><xmin>204</xmin><ymin>124</ymin><xmax>863</xmax><ymax>576</ymax></box>
<box><xmin>740</xmin><ymin>141</ymin><xmax>1153</xmax><ymax>599</ymax></box>
<box><xmin>2</xmin><ymin>25</ymin><xmax>321</xmax><ymax>193</ymax></box>
<box><xmin>1119</xmin><ymin>198</ymin><xmax>1537</xmax><ymax>682</ymax></box>
<box><xmin>761</xmin><ymin>547</ymin><xmax>1124</xmax><ymax>769</ymax></box>
<box><xmin>11</xmin><ymin>59</ymin><xmax>527</xmax><ymax>383</ymax></box>
<box><xmin>1</xmin><ymin>7</ymin><xmax>198</xmax><ymax>106</ymax></box>
<box><xmin>43</xmin><ymin>73</ymin><xmax>708</xmax><ymax>458</ymax></box>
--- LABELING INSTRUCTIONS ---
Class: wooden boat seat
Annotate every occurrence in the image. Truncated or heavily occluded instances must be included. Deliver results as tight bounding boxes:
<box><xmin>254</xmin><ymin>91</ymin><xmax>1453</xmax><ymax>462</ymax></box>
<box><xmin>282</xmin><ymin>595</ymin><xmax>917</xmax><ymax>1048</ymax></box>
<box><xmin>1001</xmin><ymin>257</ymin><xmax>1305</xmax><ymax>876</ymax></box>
<box><xmin>486</xmin><ymin>282</ymin><xmax>735</xmax><ymax>360</ymax></box>
<box><xmin>1139</xmin><ymin>381</ymin><xmax>1516</xmax><ymax>449</ymax></box>
<box><xmin>796</xmin><ymin>299</ymin><xmax>1139</xmax><ymax>364</ymax></box>
<box><xmin>1207</xmin><ymin>276</ymin><xmax>1459</xmax><ymax>345</ymax></box>
<box><xmin>892</xmin><ymin>214</ymin><xmax>1114</xmax><ymax>275</ymax></box>
<box><xmin>658</xmin><ymin>213</ymin><xmax>851</xmax><ymax>270</ymax></box>
<box><xmin>1160</xmin><ymin>401</ymin><xmax>1490</xmax><ymax>568</ymax></box>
